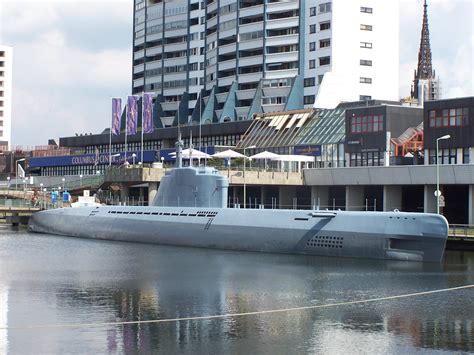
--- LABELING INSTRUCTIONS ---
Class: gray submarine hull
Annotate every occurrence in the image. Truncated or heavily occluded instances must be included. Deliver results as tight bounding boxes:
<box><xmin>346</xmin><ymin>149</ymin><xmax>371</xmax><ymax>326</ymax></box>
<box><xmin>28</xmin><ymin>206</ymin><xmax>448</xmax><ymax>262</ymax></box>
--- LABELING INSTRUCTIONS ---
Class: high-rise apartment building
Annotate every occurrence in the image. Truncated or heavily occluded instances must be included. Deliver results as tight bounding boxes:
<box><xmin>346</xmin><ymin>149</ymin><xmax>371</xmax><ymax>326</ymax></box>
<box><xmin>0</xmin><ymin>45</ymin><xmax>12</xmax><ymax>151</ymax></box>
<box><xmin>132</xmin><ymin>0</ymin><xmax>399</xmax><ymax>127</ymax></box>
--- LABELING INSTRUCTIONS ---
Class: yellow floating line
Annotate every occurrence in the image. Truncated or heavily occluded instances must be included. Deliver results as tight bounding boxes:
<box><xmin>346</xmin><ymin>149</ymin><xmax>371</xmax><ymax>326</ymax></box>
<box><xmin>2</xmin><ymin>284</ymin><xmax>473</xmax><ymax>330</ymax></box>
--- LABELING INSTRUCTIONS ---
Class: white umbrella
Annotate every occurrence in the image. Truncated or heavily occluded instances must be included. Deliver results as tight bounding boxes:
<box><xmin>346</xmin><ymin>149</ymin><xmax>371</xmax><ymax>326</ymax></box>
<box><xmin>249</xmin><ymin>151</ymin><xmax>280</xmax><ymax>160</ymax></box>
<box><xmin>169</xmin><ymin>149</ymin><xmax>211</xmax><ymax>159</ymax></box>
<box><xmin>212</xmin><ymin>149</ymin><xmax>247</xmax><ymax>168</ymax></box>
<box><xmin>249</xmin><ymin>151</ymin><xmax>280</xmax><ymax>170</ymax></box>
<box><xmin>211</xmin><ymin>149</ymin><xmax>247</xmax><ymax>159</ymax></box>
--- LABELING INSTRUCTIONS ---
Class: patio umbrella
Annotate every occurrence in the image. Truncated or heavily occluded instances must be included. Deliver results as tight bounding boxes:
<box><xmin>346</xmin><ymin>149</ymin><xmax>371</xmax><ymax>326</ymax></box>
<box><xmin>212</xmin><ymin>149</ymin><xmax>247</xmax><ymax>168</ymax></box>
<box><xmin>169</xmin><ymin>149</ymin><xmax>211</xmax><ymax>159</ymax></box>
<box><xmin>249</xmin><ymin>151</ymin><xmax>281</xmax><ymax>170</ymax></box>
<box><xmin>211</xmin><ymin>149</ymin><xmax>246</xmax><ymax>159</ymax></box>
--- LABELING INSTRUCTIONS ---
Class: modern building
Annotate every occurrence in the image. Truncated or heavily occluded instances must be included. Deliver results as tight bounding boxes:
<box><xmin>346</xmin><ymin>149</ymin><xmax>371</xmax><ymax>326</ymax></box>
<box><xmin>0</xmin><ymin>45</ymin><xmax>12</xmax><ymax>151</ymax></box>
<box><xmin>132</xmin><ymin>0</ymin><xmax>399</xmax><ymax>127</ymax></box>
<box><xmin>410</xmin><ymin>0</ymin><xmax>440</xmax><ymax>103</ymax></box>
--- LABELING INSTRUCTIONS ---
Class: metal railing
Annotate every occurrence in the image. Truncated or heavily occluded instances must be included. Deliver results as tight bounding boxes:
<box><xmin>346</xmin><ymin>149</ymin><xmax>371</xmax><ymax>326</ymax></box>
<box><xmin>449</xmin><ymin>224</ymin><xmax>474</xmax><ymax>239</ymax></box>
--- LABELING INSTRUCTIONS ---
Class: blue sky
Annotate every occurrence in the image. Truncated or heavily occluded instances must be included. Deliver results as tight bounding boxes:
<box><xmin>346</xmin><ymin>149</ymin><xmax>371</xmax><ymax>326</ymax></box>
<box><xmin>0</xmin><ymin>0</ymin><xmax>473</xmax><ymax>147</ymax></box>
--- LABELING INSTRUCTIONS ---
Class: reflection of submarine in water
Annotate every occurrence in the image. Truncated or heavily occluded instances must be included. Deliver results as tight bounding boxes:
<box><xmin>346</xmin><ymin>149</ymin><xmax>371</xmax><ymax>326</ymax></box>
<box><xmin>28</xmin><ymin>137</ymin><xmax>448</xmax><ymax>262</ymax></box>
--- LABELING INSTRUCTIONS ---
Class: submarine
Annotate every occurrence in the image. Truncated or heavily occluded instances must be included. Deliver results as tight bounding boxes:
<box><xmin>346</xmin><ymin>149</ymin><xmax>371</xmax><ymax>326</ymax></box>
<box><xmin>28</xmin><ymin>137</ymin><xmax>448</xmax><ymax>263</ymax></box>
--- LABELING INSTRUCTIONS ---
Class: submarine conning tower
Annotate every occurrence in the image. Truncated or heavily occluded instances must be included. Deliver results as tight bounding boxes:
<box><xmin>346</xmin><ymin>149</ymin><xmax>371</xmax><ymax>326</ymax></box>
<box><xmin>152</xmin><ymin>167</ymin><xmax>229</xmax><ymax>208</ymax></box>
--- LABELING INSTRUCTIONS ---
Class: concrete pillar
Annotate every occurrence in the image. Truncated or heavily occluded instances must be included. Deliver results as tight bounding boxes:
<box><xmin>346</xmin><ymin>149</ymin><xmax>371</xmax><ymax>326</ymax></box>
<box><xmin>383</xmin><ymin>185</ymin><xmax>402</xmax><ymax>211</ymax></box>
<box><xmin>311</xmin><ymin>186</ymin><xmax>329</xmax><ymax>209</ymax></box>
<box><xmin>346</xmin><ymin>186</ymin><xmax>364</xmax><ymax>211</ymax></box>
<box><xmin>424</xmin><ymin>185</ymin><xmax>436</xmax><ymax>213</ymax></box>
<box><xmin>148</xmin><ymin>182</ymin><xmax>158</xmax><ymax>206</ymax></box>
<box><xmin>469</xmin><ymin>185</ymin><xmax>474</xmax><ymax>224</ymax></box>
<box><xmin>279</xmin><ymin>186</ymin><xmax>296</xmax><ymax>209</ymax></box>
<box><xmin>120</xmin><ymin>183</ymin><xmax>129</xmax><ymax>205</ymax></box>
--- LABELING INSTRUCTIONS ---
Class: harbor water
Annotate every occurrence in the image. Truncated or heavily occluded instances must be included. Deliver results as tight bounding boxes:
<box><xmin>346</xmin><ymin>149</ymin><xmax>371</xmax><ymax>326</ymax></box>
<box><xmin>0</xmin><ymin>225</ymin><xmax>473</xmax><ymax>354</ymax></box>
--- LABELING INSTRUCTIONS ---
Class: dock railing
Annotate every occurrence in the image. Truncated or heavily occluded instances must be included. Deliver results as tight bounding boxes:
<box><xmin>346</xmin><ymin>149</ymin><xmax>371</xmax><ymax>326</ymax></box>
<box><xmin>449</xmin><ymin>224</ymin><xmax>474</xmax><ymax>239</ymax></box>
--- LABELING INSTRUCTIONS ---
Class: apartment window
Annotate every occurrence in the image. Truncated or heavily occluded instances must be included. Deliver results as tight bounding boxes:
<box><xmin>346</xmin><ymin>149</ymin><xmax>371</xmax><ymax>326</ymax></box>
<box><xmin>0</xmin><ymin>111</ymin><xmax>3</xmax><ymax>117</ymax></box>
<box><xmin>317</xmin><ymin>75</ymin><xmax>324</xmax><ymax>85</ymax></box>
<box><xmin>319</xmin><ymin>39</ymin><xmax>330</xmax><ymax>48</ymax></box>
<box><xmin>360</xmin><ymin>77</ymin><xmax>372</xmax><ymax>84</ymax></box>
<box><xmin>463</xmin><ymin>148</ymin><xmax>470</xmax><ymax>164</ymax></box>
<box><xmin>319</xmin><ymin>2</ymin><xmax>331</xmax><ymax>13</ymax></box>
<box><xmin>0</xmin><ymin>131</ymin><xmax>3</xmax><ymax>137</ymax></box>
<box><xmin>0</xmin><ymin>81</ymin><xmax>3</xmax><ymax>87</ymax></box>
<box><xmin>360</xmin><ymin>24</ymin><xmax>373</xmax><ymax>31</ymax></box>
<box><xmin>310</xmin><ymin>7</ymin><xmax>316</xmax><ymax>16</ymax></box>
<box><xmin>309</xmin><ymin>42</ymin><xmax>316</xmax><ymax>51</ymax></box>
<box><xmin>304</xmin><ymin>95</ymin><xmax>315</xmax><ymax>105</ymax></box>
<box><xmin>0</xmin><ymin>91</ymin><xmax>3</xmax><ymax>97</ymax></box>
<box><xmin>361</xmin><ymin>7</ymin><xmax>373</xmax><ymax>13</ymax></box>
<box><xmin>309</xmin><ymin>60</ymin><xmax>316</xmax><ymax>69</ymax></box>
<box><xmin>0</xmin><ymin>61</ymin><xmax>3</xmax><ymax>67</ymax></box>
<box><xmin>0</xmin><ymin>51</ymin><xmax>4</xmax><ymax>57</ymax></box>
<box><xmin>304</xmin><ymin>77</ymin><xmax>315</xmax><ymax>87</ymax></box>
<box><xmin>320</xmin><ymin>21</ymin><xmax>331</xmax><ymax>31</ymax></box>
<box><xmin>360</xmin><ymin>42</ymin><xmax>373</xmax><ymax>49</ymax></box>
<box><xmin>350</xmin><ymin>115</ymin><xmax>384</xmax><ymax>133</ymax></box>
<box><xmin>0</xmin><ymin>101</ymin><xmax>3</xmax><ymax>107</ymax></box>
<box><xmin>319</xmin><ymin>56</ymin><xmax>330</xmax><ymax>66</ymax></box>
<box><xmin>429</xmin><ymin>108</ymin><xmax>469</xmax><ymax>128</ymax></box>
<box><xmin>360</xmin><ymin>59</ymin><xmax>372</xmax><ymax>66</ymax></box>
<box><xmin>0</xmin><ymin>121</ymin><xmax>3</xmax><ymax>126</ymax></box>
<box><xmin>309</xmin><ymin>24</ymin><xmax>316</xmax><ymax>34</ymax></box>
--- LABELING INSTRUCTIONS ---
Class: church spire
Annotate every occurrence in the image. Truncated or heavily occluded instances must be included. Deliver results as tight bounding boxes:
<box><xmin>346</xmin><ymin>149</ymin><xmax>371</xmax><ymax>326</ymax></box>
<box><xmin>411</xmin><ymin>0</ymin><xmax>440</xmax><ymax>102</ymax></box>
<box><xmin>416</xmin><ymin>0</ymin><xmax>433</xmax><ymax>79</ymax></box>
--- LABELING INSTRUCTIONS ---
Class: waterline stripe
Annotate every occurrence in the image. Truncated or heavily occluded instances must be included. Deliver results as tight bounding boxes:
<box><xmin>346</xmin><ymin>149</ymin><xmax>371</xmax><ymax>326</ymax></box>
<box><xmin>2</xmin><ymin>284</ymin><xmax>473</xmax><ymax>330</ymax></box>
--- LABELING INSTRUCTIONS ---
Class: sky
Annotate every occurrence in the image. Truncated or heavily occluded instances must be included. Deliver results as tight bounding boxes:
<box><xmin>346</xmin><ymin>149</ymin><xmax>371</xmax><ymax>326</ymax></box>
<box><xmin>0</xmin><ymin>0</ymin><xmax>473</xmax><ymax>148</ymax></box>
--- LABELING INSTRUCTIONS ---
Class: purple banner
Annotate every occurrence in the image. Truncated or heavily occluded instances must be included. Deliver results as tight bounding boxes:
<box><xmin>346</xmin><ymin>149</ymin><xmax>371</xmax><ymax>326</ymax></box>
<box><xmin>111</xmin><ymin>98</ymin><xmax>122</xmax><ymax>136</ymax></box>
<box><xmin>127</xmin><ymin>96</ymin><xmax>138</xmax><ymax>135</ymax></box>
<box><xmin>142</xmin><ymin>93</ymin><xmax>154</xmax><ymax>134</ymax></box>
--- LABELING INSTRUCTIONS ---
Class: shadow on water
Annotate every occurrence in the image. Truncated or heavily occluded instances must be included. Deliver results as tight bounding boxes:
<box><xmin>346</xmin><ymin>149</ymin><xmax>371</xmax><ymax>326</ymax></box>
<box><xmin>1</xmin><ymin>229</ymin><xmax>473</xmax><ymax>353</ymax></box>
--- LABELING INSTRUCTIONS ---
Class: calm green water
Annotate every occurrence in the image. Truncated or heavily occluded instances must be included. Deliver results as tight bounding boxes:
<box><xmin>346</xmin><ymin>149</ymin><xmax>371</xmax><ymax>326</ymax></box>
<box><xmin>0</xmin><ymin>226</ymin><xmax>473</xmax><ymax>354</ymax></box>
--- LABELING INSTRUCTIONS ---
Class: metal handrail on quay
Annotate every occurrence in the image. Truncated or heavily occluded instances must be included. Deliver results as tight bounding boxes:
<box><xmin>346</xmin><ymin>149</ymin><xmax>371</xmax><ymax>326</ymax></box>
<box><xmin>449</xmin><ymin>224</ymin><xmax>474</xmax><ymax>239</ymax></box>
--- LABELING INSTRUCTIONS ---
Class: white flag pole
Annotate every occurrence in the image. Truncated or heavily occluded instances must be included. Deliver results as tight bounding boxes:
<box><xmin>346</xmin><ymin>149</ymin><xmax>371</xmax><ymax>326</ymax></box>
<box><xmin>141</xmin><ymin>92</ymin><xmax>144</xmax><ymax>166</ymax></box>
<box><xmin>125</xmin><ymin>96</ymin><xmax>128</xmax><ymax>164</ymax></box>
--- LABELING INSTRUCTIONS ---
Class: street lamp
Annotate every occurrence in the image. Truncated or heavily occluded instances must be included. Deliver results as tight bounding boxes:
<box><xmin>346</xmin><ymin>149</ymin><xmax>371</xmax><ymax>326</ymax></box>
<box><xmin>6</xmin><ymin>176</ymin><xmax>10</xmax><ymax>197</ymax></box>
<box><xmin>62</xmin><ymin>177</ymin><xmax>66</xmax><ymax>191</ymax></box>
<box><xmin>436</xmin><ymin>134</ymin><xmax>451</xmax><ymax>214</ymax></box>
<box><xmin>132</xmin><ymin>153</ymin><xmax>136</xmax><ymax>166</ymax></box>
<box><xmin>40</xmin><ymin>183</ymin><xmax>44</xmax><ymax>208</ymax></box>
<box><xmin>243</xmin><ymin>145</ymin><xmax>256</xmax><ymax>209</ymax></box>
<box><xmin>15</xmin><ymin>158</ymin><xmax>26</xmax><ymax>190</ymax></box>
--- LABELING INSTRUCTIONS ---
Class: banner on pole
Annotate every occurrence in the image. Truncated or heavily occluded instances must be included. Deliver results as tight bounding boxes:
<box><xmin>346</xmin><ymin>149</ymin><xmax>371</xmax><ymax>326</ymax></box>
<box><xmin>142</xmin><ymin>93</ymin><xmax>154</xmax><ymax>134</ymax></box>
<box><xmin>127</xmin><ymin>96</ymin><xmax>138</xmax><ymax>135</ymax></box>
<box><xmin>111</xmin><ymin>98</ymin><xmax>122</xmax><ymax>136</ymax></box>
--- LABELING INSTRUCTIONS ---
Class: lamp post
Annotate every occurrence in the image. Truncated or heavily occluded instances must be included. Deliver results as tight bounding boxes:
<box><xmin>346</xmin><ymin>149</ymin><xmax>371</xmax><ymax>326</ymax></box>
<box><xmin>15</xmin><ymin>158</ymin><xmax>26</xmax><ymax>191</ymax></box>
<box><xmin>6</xmin><ymin>176</ymin><xmax>10</xmax><ymax>198</ymax></box>
<box><xmin>40</xmin><ymin>183</ymin><xmax>44</xmax><ymax>208</ymax></box>
<box><xmin>243</xmin><ymin>145</ymin><xmax>256</xmax><ymax>209</ymax></box>
<box><xmin>436</xmin><ymin>134</ymin><xmax>451</xmax><ymax>214</ymax></box>
<box><xmin>132</xmin><ymin>153</ymin><xmax>136</xmax><ymax>166</ymax></box>
<box><xmin>62</xmin><ymin>177</ymin><xmax>66</xmax><ymax>191</ymax></box>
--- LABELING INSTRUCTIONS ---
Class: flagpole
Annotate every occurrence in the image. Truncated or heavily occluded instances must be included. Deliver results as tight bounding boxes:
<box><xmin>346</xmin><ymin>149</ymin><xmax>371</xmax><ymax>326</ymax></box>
<box><xmin>125</xmin><ymin>96</ymin><xmax>128</xmax><ymax>164</ymax></box>
<box><xmin>109</xmin><ymin>97</ymin><xmax>112</xmax><ymax>167</ymax></box>
<box><xmin>141</xmin><ymin>92</ymin><xmax>144</xmax><ymax>166</ymax></box>
<box><xmin>199</xmin><ymin>93</ymin><xmax>202</xmax><ymax>167</ymax></box>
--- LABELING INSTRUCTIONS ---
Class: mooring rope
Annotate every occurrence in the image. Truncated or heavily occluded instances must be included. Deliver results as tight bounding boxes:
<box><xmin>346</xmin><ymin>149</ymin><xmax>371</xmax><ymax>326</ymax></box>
<box><xmin>1</xmin><ymin>284</ymin><xmax>473</xmax><ymax>330</ymax></box>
